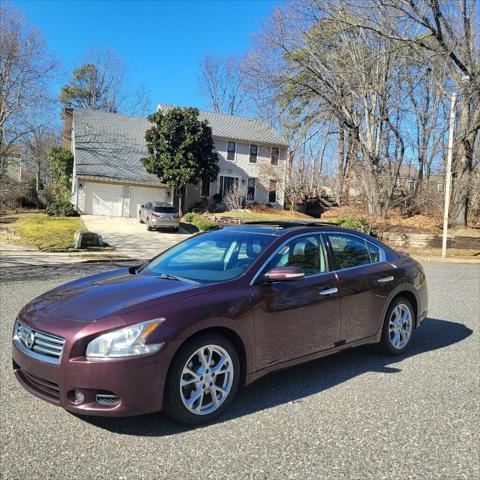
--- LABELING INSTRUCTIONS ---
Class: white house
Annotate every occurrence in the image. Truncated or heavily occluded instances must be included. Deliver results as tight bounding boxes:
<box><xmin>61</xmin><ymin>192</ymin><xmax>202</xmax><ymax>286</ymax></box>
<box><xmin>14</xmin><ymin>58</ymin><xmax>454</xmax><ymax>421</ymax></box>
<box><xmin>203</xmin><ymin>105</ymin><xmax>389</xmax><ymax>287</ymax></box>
<box><xmin>64</xmin><ymin>106</ymin><xmax>289</xmax><ymax>217</ymax></box>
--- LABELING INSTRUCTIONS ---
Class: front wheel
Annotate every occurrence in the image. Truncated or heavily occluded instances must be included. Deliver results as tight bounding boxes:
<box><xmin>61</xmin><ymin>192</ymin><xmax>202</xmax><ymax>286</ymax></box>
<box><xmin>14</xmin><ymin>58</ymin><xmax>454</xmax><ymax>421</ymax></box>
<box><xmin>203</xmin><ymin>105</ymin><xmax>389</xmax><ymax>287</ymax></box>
<box><xmin>380</xmin><ymin>297</ymin><xmax>415</xmax><ymax>355</ymax></box>
<box><xmin>164</xmin><ymin>335</ymin><xmax>240</xmax><ymax>424</ymax></box>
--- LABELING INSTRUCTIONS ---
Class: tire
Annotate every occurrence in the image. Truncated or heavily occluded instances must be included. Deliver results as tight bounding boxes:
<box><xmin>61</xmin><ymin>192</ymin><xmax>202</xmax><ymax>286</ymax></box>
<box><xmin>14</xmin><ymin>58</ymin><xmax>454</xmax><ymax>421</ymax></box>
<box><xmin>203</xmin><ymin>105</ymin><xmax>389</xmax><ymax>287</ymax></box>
<box><xmin>380</xmin><ymin>297</ymin><xmax>415</xmax><ymax>355</ymax></box>
<box><xmin>164</xmin><ymin>334</ymin><xmax>240</xmax><ymax>425</ymax></box>
<box><xmin>172</xmin><ymin>227</ymin><xmax>179</xmax><ymax>232</ymax></box>
<box><xmin>138</xmin><ymin>216</ymin><xmax>144</xmax><ymax>224</ymax></box>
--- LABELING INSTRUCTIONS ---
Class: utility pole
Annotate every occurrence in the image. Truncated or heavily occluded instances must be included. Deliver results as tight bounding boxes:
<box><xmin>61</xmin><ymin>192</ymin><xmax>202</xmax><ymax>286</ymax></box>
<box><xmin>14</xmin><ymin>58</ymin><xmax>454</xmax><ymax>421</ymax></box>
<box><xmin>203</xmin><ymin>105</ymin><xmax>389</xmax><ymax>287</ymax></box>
<box><xmin>442</xmin><ymin>92</ymin><xmax>457</xmax><ymax>258</ymax></box>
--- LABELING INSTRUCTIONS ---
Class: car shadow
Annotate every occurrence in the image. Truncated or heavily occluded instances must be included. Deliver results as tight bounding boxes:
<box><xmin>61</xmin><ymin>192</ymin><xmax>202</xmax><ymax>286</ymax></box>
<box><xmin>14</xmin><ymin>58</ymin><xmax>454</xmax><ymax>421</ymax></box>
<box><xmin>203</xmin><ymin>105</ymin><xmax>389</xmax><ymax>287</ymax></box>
<box><xmin>80</xmin><ymin>317</ymin><xmax>472</xmax><ymax>436</ymax></box>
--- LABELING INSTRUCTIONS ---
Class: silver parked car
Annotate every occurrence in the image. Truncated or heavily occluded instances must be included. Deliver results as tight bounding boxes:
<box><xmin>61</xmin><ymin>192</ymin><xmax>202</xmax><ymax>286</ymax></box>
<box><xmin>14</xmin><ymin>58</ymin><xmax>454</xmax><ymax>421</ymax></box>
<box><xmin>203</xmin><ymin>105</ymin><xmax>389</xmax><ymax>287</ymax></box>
<box><xmin>139</xmin><ymin>202</ymin><xmax>180</xmax><ymax>232</ymax></box>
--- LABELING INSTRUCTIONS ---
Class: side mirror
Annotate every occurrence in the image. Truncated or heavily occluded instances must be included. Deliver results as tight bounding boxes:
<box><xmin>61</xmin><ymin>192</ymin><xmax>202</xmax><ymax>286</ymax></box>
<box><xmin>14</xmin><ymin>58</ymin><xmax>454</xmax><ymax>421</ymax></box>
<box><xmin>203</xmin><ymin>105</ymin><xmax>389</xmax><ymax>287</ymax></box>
<box><xmin>264</xmin><ymin>266</ymin><xmax>305</xmax><ymax>282</ymax></box>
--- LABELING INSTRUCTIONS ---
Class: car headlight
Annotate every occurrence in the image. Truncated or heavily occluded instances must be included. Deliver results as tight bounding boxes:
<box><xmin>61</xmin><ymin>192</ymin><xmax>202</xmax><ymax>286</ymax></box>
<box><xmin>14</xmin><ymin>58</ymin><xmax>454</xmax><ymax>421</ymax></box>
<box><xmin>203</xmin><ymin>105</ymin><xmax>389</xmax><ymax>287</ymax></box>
<box><xmin>86</xmin><ymin>319</ymin><xmax>165</xmax><ymax>358</ymax></box>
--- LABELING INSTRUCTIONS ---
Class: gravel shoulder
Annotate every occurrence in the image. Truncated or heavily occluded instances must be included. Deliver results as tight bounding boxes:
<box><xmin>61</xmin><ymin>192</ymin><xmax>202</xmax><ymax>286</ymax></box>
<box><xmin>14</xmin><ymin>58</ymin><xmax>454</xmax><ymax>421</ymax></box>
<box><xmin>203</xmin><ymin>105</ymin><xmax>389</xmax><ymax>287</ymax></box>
<box><xmin>1</xmin><ymin>263</ymin><xmax>479</xmax><ymax>479</ymax></box>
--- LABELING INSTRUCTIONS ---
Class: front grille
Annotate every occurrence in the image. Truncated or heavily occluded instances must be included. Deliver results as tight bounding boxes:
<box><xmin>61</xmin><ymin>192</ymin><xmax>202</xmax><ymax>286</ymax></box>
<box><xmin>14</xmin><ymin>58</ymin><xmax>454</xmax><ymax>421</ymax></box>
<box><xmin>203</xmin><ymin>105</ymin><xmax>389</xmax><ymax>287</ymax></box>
<box><xmin>15</xmin><ymin>321</ymin><xmax>65</xmax><ymax>364</ymax></box>
<box><xmin>20</xmin><ymin>370</ymin><xmax>60</xmax><ymax>400</ymax></box>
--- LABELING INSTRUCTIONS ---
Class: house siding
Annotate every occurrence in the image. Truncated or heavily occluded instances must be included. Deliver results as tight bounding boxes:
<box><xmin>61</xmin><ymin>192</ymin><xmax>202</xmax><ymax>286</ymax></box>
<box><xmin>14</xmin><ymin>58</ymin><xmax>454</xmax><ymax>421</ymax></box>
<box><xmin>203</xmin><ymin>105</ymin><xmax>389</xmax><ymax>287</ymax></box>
<box><xmin>213</xmin><ymin>137</ymin><xmax>287</xmax><ymax>207</ymax></box>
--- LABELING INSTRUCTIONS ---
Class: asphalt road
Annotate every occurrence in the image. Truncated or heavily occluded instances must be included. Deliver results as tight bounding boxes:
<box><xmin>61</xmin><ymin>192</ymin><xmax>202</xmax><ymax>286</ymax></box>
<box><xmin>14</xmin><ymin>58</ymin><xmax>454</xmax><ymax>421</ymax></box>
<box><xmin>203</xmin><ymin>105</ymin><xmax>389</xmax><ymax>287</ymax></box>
<box><xmin>1</xmin><ymin>263</ymin><xmax>479</xmax><ymax>479</ymax></box>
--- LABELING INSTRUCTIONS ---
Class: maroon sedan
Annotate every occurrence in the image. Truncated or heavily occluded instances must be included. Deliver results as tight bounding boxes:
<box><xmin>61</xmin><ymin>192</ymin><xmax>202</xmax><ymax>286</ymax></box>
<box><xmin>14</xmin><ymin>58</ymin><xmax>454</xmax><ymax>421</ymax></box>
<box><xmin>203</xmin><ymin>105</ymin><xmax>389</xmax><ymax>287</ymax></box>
<box><xmin>12</xmin><ymin>222</ymin><xmax>428</xmax><ymax>424</ymax></box>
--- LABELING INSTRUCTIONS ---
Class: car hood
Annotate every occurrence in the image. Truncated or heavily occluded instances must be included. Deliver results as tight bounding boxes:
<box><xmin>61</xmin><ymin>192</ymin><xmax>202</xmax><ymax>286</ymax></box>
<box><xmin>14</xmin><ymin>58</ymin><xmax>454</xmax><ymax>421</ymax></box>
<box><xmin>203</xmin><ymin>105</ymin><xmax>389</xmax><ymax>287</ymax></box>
<box><xmin>19</xmin><ymin>268</ymin><xmax>217</xmax><ymax>328</ymax></box>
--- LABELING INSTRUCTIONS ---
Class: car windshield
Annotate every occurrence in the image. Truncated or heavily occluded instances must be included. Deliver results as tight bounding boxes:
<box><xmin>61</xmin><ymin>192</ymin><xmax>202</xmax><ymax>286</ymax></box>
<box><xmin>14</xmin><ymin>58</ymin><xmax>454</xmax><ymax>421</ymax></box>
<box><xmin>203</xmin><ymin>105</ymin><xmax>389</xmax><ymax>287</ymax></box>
<box><xmin>141</xmin><ymin>230</ymin><xmax>275</xmax><ymax>283</ymax></box>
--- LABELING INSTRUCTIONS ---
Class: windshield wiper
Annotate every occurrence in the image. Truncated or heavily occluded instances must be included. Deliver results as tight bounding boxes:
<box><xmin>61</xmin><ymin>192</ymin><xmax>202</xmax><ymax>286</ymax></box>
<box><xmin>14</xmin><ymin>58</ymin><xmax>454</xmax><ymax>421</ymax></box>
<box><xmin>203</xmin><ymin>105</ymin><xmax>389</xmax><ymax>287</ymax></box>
<box><xmin>157</xmin><ymin>273</ymin><xmax>182</xmax><ymax>282</ymax></box>
<box><xmin>156</xmin><ymin>272</ymin><xmax>200</xmax><ymax>284</ymax></box>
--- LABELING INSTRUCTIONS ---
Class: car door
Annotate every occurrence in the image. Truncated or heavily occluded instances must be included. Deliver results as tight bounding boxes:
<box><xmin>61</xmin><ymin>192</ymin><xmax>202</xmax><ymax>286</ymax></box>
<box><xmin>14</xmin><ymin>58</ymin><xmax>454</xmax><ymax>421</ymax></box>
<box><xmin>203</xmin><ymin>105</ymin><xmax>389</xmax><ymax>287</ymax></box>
<box><xmin>324</xmin><ymin>232</ymin><xmax>398</xmax><ymax>343</ymax></box>
<box><xmin>252</xmin><ymin>233</ymin><xmax>341</xmax><ymax>370</ymax></box>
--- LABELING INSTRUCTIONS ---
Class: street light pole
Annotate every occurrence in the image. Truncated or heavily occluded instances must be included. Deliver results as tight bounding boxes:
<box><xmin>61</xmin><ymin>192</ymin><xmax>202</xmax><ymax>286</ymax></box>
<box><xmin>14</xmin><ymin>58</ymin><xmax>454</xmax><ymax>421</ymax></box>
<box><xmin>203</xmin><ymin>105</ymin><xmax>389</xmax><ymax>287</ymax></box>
<box><xmin>442</xmin><ymin>92</ymin><xmax>457</xmax><ymax>258</ymax></box>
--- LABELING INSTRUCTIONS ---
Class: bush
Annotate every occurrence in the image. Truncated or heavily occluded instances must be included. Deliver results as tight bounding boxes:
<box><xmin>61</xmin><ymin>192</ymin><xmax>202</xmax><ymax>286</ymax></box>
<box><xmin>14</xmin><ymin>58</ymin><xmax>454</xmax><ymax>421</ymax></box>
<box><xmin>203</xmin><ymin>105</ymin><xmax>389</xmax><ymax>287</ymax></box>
<box><xmin>183</xmin><ymin>212</ymin><xmax>218</xmax><ymax>231</ymax></box>
<box><xmin>335</xmin><ymin>215</ymin><xmax>370</xmax><ymax>233</ymax></box>
<box><xmin>193</xmin><ymin>215</ymin><xmax>218</xmax><ymax>231</ymax></box>
<box><xmin>46</xmin><ymin>201</ymin><xmax>80</xmax><ymax>217</ymax></box>
<box><xmin>183</xmin><ymin>212</ymin><xmax>196</xmax><ymax>223</ymax></box>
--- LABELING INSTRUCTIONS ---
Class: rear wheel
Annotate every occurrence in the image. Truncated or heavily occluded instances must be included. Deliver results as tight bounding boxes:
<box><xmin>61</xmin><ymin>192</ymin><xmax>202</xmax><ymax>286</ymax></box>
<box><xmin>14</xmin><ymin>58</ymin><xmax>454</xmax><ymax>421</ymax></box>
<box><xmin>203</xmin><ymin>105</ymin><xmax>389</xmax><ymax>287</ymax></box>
<box><xmin>164</xmin><ymin>335</ymin><xmax>240</xmax><ymax>424</ymax></box>
<box><xmin>380</xmin><ymin>297</ymin><xmax>415</xmax><ymax>355</ymax></box>
<box><xmin>146</xmin><ymin>218</ymin><xmax>152</xmax><ymax>231</ymax></box>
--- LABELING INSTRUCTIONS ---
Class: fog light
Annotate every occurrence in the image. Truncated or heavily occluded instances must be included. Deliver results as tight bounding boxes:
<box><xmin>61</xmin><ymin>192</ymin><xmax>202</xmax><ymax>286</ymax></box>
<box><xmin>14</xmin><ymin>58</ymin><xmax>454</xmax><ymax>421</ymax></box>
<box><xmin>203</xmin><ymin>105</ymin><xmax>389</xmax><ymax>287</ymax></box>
<box><xmin>74</xmin><ymin>390</ymin><xmax>85</xmax><ymax>403</ymax></box>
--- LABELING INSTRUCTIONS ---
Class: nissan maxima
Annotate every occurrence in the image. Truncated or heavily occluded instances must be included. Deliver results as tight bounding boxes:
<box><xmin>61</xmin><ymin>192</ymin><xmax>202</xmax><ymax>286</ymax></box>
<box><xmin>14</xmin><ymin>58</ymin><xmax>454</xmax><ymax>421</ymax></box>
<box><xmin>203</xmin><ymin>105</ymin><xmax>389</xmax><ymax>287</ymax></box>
<box><xmin>12</xmin><ymin>222</ymin><xmax>428</xmax><ymax>424</ymax></box>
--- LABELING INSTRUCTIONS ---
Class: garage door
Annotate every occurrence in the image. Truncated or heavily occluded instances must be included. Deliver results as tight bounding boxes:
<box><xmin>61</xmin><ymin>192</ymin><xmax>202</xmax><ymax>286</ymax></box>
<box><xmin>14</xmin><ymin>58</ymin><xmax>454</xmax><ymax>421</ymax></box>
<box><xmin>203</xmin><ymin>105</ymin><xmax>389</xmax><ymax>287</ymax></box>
<box><xmin>129</xmin><ymin>186</ymin><xmax>167</xmax><ymax>218</ymax></box>
<box><xmin>85</xmin><ymin>183</ymin><xmax>123</xmax><ymax>217</ymax></box>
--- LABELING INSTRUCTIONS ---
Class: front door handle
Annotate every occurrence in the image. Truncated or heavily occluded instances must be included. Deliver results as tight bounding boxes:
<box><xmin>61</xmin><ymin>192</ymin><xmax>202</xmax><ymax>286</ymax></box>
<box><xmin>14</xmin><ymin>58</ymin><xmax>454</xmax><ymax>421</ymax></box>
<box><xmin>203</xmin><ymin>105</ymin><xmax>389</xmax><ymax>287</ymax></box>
<box><xmin>319</xmin><ymin>287</ymin><xmax>338</xmax><ymax>296</ymax></box>
<box><xmin>377</xmin><ymin>276</ymin><xmax>394</xmax><ymax>283</ymax></box>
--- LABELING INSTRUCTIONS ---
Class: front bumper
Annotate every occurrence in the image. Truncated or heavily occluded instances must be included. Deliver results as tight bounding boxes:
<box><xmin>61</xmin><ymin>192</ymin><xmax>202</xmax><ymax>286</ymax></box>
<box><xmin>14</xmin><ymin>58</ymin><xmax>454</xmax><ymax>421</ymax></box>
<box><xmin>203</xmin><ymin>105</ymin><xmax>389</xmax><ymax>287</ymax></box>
<box><xmin>12</xmin><ymin>339</ymin><xmax>170</xmax><ymax>417</ymax></box>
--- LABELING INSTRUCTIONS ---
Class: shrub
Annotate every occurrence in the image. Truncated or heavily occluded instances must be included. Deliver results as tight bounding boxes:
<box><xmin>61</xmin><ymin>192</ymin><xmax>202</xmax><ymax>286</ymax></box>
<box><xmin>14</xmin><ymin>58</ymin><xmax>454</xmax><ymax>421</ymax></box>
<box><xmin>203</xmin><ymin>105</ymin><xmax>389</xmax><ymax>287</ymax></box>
<box><xmin>183</xmin><ymin>212</ymin><xmax>218</xmax><ymax>231</ymax></box>
<box><xmin>335</xmin><ymin>215</ymin><xmax>370</xmax><ymax>233</ymax></box>
<box><xmin>193</xmin><ymin>215</ymin><xmax>218</xmax><ymax>231</ymax></box>
<box><xmin>46</xmin><ymin>201</ymin><xmax>80</xmax><ymax>217</ymax></box>
<box><xmin>183</xmin><ymin>212</ymin><xmax>196</xmax><ymax>223</ymax></box>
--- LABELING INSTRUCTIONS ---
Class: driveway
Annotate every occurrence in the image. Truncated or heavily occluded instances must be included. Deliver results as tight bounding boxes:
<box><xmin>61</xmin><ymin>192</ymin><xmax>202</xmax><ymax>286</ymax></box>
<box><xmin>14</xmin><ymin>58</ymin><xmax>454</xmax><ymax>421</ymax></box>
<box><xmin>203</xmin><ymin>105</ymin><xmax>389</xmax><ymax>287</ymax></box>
<box><xmin>82</xmin><ymin>215</ymin><xmax>191</xmax><ymax>260</ymax></box>
<box><xmin>1</xmin><ymin>263</ymin><xmax>479</xmax><ymax>479</ymax></box>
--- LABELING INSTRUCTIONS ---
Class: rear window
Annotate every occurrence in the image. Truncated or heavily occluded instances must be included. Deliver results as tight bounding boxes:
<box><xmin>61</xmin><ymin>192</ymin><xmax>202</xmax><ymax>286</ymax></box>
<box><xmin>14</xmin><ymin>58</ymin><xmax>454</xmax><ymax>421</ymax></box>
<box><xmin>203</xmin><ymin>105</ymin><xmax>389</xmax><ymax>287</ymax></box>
<box><xmin>153</xmin><ymin>206</ymin><xmax>176</xmax><ymax>213</ymax></box>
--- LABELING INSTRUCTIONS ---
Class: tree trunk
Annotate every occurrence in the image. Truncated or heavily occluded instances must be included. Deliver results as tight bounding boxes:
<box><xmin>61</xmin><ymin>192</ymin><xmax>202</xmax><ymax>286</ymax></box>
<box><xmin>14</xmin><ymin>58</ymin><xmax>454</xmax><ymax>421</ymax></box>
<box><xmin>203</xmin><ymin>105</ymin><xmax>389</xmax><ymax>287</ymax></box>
<box><xmin>451</xmin><ymin>101</ymin><xmax>476</xmax><ymax>227</ymax></box>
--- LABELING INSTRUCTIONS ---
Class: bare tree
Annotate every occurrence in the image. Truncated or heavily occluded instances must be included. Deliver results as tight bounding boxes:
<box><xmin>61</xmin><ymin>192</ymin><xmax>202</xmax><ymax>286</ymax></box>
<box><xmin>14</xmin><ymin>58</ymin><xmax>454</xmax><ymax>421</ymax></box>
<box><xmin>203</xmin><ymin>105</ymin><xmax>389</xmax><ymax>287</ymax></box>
<box><xmin>23</xmin><ymin>125</ymin><xmax>59</xmax><ymax>192</ymax></box>
<box><xmin>223</xmin><ymin>182</ymin><xmax>247</xmax><ymax>212</ymax></box>
<box><xmin>0</xmin><ymin>3</ymin><xmax>58</xmax><ymax>160</ymax></box>
<box><xmin>60</xmin><ymin>47</ymin><xmax>126</xmax><ymax>112</ymax></box>
<box><xmin>328</xmin><ymin>0</ymin><xmax>479</xmax><ymax>226</ymax></box>
<box><xmin>127</xmin><ymin>84</ymin><xmax>152</xmax><ymax>117</ymax></box>
<box><xmin>60</xmin><ymin>47</ymin><xmax>152</xmax><ymax>116</ymax></box>
<box><xmin>250</xmin><ymin>3</ymin><xmax>411</xmax><ymax>218</ymax></box>
<box><xmin>199</xmin><ymin>53</ymin><xmax>248</xmax><ymax>115</ymax></box>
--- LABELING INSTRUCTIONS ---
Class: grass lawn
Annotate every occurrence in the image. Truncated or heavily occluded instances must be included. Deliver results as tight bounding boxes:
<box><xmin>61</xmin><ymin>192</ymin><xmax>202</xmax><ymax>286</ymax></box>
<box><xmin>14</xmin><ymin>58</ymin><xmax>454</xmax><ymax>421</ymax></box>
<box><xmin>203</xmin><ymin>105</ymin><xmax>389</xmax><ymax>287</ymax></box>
<box><xmin>2</xmin><ymin>213</ymin><xmax>85</xmax><ymax>251</ymax></box>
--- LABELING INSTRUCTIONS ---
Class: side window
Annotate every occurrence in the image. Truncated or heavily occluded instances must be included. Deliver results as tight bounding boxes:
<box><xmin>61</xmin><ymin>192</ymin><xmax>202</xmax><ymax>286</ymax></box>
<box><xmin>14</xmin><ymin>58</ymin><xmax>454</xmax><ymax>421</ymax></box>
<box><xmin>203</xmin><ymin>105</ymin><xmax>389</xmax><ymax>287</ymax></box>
<box><xmin>367</xmin><ymin>242</ymin><xmax>383</xmax><ymax>263</ymax></box>
<box><xmin>267</xmin><ymin>235</ymin><xmax>328</xmax><ymax>277</ymax></box>
<box><xmin>327</xmin><ymin>234</ymin><xmax>371</xmax><ymax>270</ymax></box>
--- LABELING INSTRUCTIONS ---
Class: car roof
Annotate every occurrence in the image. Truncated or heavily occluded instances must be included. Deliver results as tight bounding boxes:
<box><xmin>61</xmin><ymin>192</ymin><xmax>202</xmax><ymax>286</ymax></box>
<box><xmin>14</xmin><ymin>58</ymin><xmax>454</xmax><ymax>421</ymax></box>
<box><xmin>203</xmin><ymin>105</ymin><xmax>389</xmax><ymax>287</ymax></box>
<box><xmin>222</xmin><ymin>221</ymin><xmax>379</xmax><ymax>240</ymax></box>
<box><xmin>221</xmin><ymin>221</ymin><xmax>339</xmax><ymax>237</ymax></box>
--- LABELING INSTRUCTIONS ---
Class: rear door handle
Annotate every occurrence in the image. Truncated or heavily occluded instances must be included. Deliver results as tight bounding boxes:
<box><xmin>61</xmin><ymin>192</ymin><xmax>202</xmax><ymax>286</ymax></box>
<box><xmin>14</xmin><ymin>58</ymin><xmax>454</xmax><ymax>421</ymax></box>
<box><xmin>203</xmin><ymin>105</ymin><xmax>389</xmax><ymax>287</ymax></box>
<box><xmin>319</xmin><ymin>287</ymin><xmax>338</xmax><ymax>296</ymax></box>
<box><xmin>377</xmin><ymin>276</ymin><xmax>394</xmax><ymax>283</ymax></box>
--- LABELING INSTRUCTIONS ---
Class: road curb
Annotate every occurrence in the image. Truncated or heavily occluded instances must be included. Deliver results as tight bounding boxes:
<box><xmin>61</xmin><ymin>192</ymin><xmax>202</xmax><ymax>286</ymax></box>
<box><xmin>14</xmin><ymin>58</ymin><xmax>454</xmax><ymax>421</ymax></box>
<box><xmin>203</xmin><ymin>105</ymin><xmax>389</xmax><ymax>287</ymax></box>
<box><xmin>413</xmin><ymin>256</ymin><xmax>480</xmax><ymax>264</ymax></box>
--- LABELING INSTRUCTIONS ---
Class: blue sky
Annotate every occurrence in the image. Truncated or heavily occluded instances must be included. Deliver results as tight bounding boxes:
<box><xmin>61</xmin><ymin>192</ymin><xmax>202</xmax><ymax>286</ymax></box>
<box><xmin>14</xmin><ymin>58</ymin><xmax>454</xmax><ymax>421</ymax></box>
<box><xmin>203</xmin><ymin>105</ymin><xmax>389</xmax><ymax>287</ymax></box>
<box><xmin>14</xmin><ymin>0</ymin><xmax>282</xmax><ymax>113</ymax></box>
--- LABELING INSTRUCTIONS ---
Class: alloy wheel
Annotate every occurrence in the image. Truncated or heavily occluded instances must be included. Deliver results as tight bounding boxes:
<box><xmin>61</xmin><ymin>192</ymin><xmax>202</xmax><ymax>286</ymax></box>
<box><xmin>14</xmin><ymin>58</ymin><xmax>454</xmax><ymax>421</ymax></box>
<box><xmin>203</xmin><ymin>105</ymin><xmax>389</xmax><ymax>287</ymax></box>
<box><xmin>179</xmin><ymin>345</ymin><xmax>234</xmax><ymax>415</ymax></box>
<box><xmin>388</xmin><ymin>303</ymin><xmax>413</xmax><ymax>350</ymax></box>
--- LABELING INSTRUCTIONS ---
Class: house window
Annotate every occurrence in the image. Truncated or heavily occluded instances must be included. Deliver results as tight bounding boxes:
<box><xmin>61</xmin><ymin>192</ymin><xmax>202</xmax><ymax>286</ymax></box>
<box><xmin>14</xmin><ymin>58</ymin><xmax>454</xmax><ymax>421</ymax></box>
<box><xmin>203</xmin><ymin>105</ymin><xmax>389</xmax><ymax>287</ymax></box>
<box><xmin>247</xmin><ymin>178</ymin><xmax>256</xmax><ymax>201</ymax></box>
<box><xmin>249</xmin><ymin>144</ymin><xmax>258</xmax><ymax>163</ymax></box>
<box><xmin>268</xmin><ymin>179</ymin><xmax>277</xmax><ymax>203</ymax></box>
<box><xmin>271</xmin><ymin>147</ymin><xmax>280</xmax><ymax>166</ymax></box>
<box><xmin>201</xmin><ymin>179</ymin><xmax>210</xmax><ymax>197</ymax></box>
<box><xmin>227</xmin><ymin>141</ymin><xmax>236</xmax><ymax>161</ymax></box>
